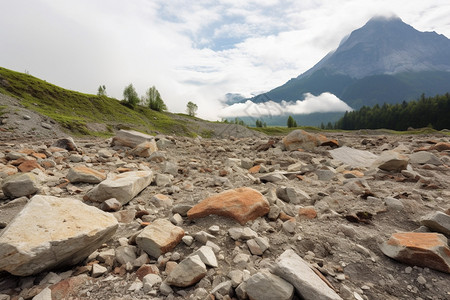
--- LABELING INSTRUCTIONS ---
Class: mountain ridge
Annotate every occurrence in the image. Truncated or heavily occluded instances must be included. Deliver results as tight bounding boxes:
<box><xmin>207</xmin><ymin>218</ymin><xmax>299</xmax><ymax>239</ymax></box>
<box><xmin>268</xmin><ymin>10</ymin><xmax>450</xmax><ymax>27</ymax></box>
<box><xmin>250</xmin><ymin>16</ymin><xmax>450</xmax><ymax>110</ymax></box>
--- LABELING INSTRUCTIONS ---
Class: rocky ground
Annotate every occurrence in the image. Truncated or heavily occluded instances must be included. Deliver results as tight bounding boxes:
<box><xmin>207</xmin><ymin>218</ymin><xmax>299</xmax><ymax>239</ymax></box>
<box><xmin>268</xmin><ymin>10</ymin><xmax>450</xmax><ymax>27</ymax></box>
<box><xmin>0</xmin><ymin>116</ymin><xmax>449</xmax><ymax>299</ymax></box>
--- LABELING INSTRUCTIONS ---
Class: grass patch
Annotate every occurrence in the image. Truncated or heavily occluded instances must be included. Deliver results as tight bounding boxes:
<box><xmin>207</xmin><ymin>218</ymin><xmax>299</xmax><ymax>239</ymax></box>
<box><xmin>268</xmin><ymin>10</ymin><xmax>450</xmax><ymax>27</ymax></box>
<box><xmin>0</xmin><ymin>67</ymin><xmax>202</xmax><ymax>137</ymax></box>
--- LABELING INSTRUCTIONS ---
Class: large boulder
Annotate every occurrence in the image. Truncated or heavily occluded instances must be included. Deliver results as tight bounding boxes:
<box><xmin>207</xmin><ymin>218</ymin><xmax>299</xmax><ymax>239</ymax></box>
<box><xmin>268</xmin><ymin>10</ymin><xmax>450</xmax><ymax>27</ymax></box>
<box><xmin>187</xmin><ymin>187</ymin><xmax>270</xmax><ymax>225</ymax></box>
<box><xmin>84</xmin><ymin>171</ymin><xmax>153</xmax><ymax>205</ymax></box>
<box><xmin>273</xmin><ymin>249</ymin><xmax>342</xmax><ymax>300</ymax></box>
<box><xmin>0</xmin><ymin>195</ymin><xmax>118</xmax><ymax>276</ymax></box>
<box><xmin>2</xmin><ymin>173</ymin><xmax>40</xmax><ymax>198</ymax></box>
<box><xmin>111</xmin><ymin>129</ymin><xmax>156</xmax><ymax>148</ymax></box>
<box><xmin>380</xmin><ymin>232</ymin><xmax>450</xmax><ymax>273</ymax></box>
<box><xmin>282</xmin><ymin>130</ymin><xmax>320</xmax><ymax>151</ymax></box>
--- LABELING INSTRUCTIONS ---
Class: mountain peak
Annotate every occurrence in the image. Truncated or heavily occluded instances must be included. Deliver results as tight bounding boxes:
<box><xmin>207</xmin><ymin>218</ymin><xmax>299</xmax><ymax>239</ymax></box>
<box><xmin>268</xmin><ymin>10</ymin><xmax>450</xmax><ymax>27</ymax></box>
<box><xmin>301</xmin><ymin>15</ymin><xmax>450</xmax><ymax>79</ymax></box>
<box><xmin>366</xmin><ymin>14</ymin><xmax>402</xmax><ymax>24</ymax></box>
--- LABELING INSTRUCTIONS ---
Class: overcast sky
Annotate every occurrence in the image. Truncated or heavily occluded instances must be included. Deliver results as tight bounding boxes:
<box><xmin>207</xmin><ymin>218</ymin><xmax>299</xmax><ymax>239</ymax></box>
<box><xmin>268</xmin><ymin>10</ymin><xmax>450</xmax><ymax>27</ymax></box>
<box><xmin>1</xmin><ymin>1</ymin><xmax>450</xmax><ymax>120</ymax></box>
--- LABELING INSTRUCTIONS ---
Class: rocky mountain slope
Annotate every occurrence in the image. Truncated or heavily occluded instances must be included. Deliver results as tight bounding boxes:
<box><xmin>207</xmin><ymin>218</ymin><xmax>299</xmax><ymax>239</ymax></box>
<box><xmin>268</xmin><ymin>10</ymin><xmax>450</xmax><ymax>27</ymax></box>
<box><xmin>0</xmin><ymin>126</ymin><xmax>449</xmax><ymax>300</ymax></box>
<box><xmin>251</xmin><ymin>16</ymin><xmax>450</xmax><ymax>109</ymax></box>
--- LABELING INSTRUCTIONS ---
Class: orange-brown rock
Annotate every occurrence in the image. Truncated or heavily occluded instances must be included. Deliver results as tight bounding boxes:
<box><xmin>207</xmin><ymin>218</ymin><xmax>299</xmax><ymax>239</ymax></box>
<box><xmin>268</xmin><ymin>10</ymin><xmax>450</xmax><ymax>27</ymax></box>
<box><xmin>380</xmin><ymin>232</ymin><xmax>450</xmax><ymax>273</ymax></box>
<box><xmin>18</xmin><ymin>160</ymin><xmax>44</xmax><ymax>172</ymax></box>
<box><xmin>187</xmin><ymin>187</ymin><xmax>270</xmax><ymax>225</ymax></box>
<box><xmin>67</xmin><ymin>166</ymin><xmax>107</xmax><ymax>184</ymax></box>
<box><xmin>0</xmin><ymin>164</ymin><xmax>18</xmax><ymax>177</ymax></box>
<box><xmin>136</xmin><ymin>264</ymin><xmax>160</xmax><ymax>281</ymax></box>
<box><xmin>298</xmin><ymin>206</ymin><xmax>317</xmax><ymax>219</ymax></box>
<box><xmin>248</xmin><ymin>165</ymin><xmax>261</xmax><ymax>174</ymax></box>
<box><xmin>317</xmin><ymin>134</ymin><xmax>339</xmax><ymax>148</ymax></box>
<box><xmin>279</xmin><ymin>212</ymin><xmax>295</xmax><ymax>222</ymax></box>
<box><xmin>31</xmin><ymin>152</ymin><xmax>47</xmax><ymax>159</ymax></box>
<box><xmin>50</xmin><ymin>274</ymin><xmax>90</xmax><ymax>300</ymax></box>
<box><xmin>431</xmin><ymin>142</ymin><xmax>450</xmax><ymax>152</ymax></box>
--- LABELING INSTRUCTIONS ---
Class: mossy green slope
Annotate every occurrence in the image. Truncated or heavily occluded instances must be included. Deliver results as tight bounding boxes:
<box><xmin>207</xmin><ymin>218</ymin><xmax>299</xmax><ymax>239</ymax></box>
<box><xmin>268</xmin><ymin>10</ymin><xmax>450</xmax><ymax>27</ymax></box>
<box><xmin>0</xmin><ymin>67</ymin><xmax>197</xmax><ymax>136</ymax></box>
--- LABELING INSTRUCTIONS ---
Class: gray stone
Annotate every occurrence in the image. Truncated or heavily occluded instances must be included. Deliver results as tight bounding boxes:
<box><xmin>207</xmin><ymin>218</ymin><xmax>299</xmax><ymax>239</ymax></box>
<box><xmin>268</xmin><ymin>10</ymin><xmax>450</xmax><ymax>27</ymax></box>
<box><xmin>52</xmin><ymin>137</ymin><xmax>77</xmax><ymax>151</ymax></box>
<box><xmin>155</xmin><ymin>173</ymin><xmax>172</xmax><ymax>187</ymax></box>
<box><xmin>143</xmin><ymin>273</ymin><xmax>162</xmax><ymax>292</ymax></box>
<box><xmin>315</xmin><ymin>166</ymin><xmax>337</xmax><ymax>181</ymax></box>
<box><xmin>162</xmin><ymin>161</ymin><xmax>178</xmax><ymax>176</ymax></box>
<box><xmin>156</xmin><ymin>138</ymin><xmax>175</xmax><ymax>150</ymax></box>
<box><xmin>66</xmin><ymin>166</ymin><xmax>106</xmax><ymax>184</ymax></box>
<box><xmin>115</xmin><ymin>245</ymin><xmax>137</xmax><ymax>265</ymax></box>
<box><xmin>228</xmin><ymin>227</ymin><xmax>258</xmax><ymax>240</ymax></box>
<box><xmin>0</xmin><ymin>197</ymin><xmax>28</xmax><ymax>228</ymax></box>
<box><xmin>374</xmin><ymin>151</ymin><xmax>409</xmax><ymax>172</ymax></box>
<box><xmin>191</xmin><ymin>245</ymin><xmax>218</xmax><ymax>267</ymax></box>
<box><xmin>32</xmin><ymin>287</ymin><xmax>52</xmax><ymax>300</ymax></box>
<box><xmin>165</xmin><ymin>255</ymin><xmax>207</xmax><ymax>287</ymax></box>
<box><xmin>329</xmin><ymin>146</ymin><xmax>378</xmax><ymax>168</ymax></box>
<box><xmin>420</xmin><ymin>211</ymin><xmax>450</xmax><ymax>235</ymax></box>
<box><xmin>112</xmin><ymin>129</ymin><xmax>156</xmax><ymax>148</ymax></box>
<box><xmin>136</xmin><ymin>219</ymin><xmax>184</xmax><ymax>258</ymax></box>
<box><xmin>84</xmin><ymin>171</ymin><xmax>154</xmax><ymax>205</ymax></box>
<box><xmin>41</xmin><ymin>122</ymin><xmax>52</xmax><ymax>129</ymax></box>
<box><xmin>100</xmin><ymin>198</ymin><xmax>122</xmax><ymax>212</ymax></box>
<box><xmin>0</xmin><ymin>195</ymin><xmax>118</xmax><ymax>276</ymax></box>
<box><xmin>282</xmin><ymin>130</ymin><xmax>320</xmax><ymax>151</ymax></box>
<box><xmin>2</xmin><ymin>173</ymin><xmax>39</xmax><ymax>198</ymax></box>
<box><xmin>410</xmin><ymin>152</ymin><xmax>442</xmax><ymax>165</ymax></box>
<box><xmin>276</xmin><ymin>187</ymin><xmax>310</xmax><ymax>204</ymax></box>
<box><xmin>211</xmin><ymin>280</ymin><xmax>233</xmax><ymax>298</ymax></box>
<box><xmin>274</xmin><ymin>249</ymin><xmax>343</xmax><ymax>300</ymax></box>
<box><xmin>194</xmin><ymin>230</ymin><xmax>216</xmax><ymax>244</ymax></box>
<box><xmin>91</xmin><ymin>263</ymin><xmax>108</xmax><ymax>278</ymax></box>
<box><xmin>384</xmin><ymin>197</ymin><xmax>404</xmax><ymax>211</ymax></box>
<box><xmin>260</xmin><ymin>172</ymin><xmax>287</xmax><ymax>183</ymax></box>
<box><xmin>246</xmin><ymin>270</ymin><xmax>294</xmax><ymax>300</ymax></box>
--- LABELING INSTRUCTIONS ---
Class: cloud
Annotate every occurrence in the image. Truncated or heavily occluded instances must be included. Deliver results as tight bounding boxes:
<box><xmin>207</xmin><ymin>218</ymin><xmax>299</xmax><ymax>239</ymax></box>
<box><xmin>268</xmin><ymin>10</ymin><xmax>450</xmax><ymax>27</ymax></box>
<box><xmin>218</xmin><ymin>92</ymin><xmax>353</xmax><ymax>118</ymax></box>
<box><xmin>1</xmin><ymin>0</ymin><xmax>449</xmax><ymax>122</ymax></box>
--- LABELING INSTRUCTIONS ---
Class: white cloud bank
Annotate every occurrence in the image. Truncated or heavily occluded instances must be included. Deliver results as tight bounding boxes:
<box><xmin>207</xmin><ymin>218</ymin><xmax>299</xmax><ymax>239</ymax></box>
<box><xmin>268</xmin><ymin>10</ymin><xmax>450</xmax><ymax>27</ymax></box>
<box><xmin>218</xmin><ymin>92</ymin><xmax>353</xmax><ymax>118</ymax></box>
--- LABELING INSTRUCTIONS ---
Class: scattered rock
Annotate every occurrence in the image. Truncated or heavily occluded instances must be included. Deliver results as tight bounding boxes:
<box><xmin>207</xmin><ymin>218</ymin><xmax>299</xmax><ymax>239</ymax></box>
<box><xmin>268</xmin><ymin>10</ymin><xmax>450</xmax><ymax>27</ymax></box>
<box><xmin>2</xmin><ymin>173</ymin><xmax>39</xmax><ymax>198</ymax></box>
<box><xmin>136</xmin><ymin>219</ymin><xmax>184</xmax><ymax>258</ymax></box>
<box><xmin>409</xmin><ymin>151</ymin><xmax>443</xmax><ymax>165</ymax></box>
<box><xmin>130</xmin><ymin>140</ymin><xmax>158</xmax><ymax>157</ymax></box>
<box><xmin>84</xmin><ymin>171</ymin><xmax>154</xmax><ymax>205</ymax></box>
<box><xmin>187</xmin><ymin>187</ymin><xmax>270</xmax><ymax>225</ymax></box>
<box><xmin>245</xmin><ymin>270</ymin><xmax>294</xmax><ymax>300</ymax></box>
<box><xmin>112</xmin><ymin>129</ymin><xmax>156</xmax><ymax>148</ymax></box>
<box><xmin>52</xmin><ymin>137</ymin><xmax>77</xmax><ymax>151</ymax></box>
<box><xmin>329</xmin><ymin>146</ymin><xmax>378</xmax><ymax>168</ymax></box>
<box><xmin>375</xmin><ymin>151</ymin><xmax>409</xmax><ymax>172</ymax></box>
<box><xmin>66</xmin><ymin>166</ymin><xmax>106</xmax><ymax>184</ymax></box>
<box><xmin>274</xmin><ymin>249</ymin><xmax>342</xmax><ymax>300</ymax></box>
<box><xmin>282</xmin><ymin>130</ymin><xmax>320</xmax><ymax>151</ymax></box>
<box><xmin>380</xmin><ymin>232</ymin><xmax>450</xmax><ymax>273</ymax></box>
<box><xmin>165</xmin><ymin>255</ymin><xmax>207</xmax><ymax>287</ymax></box>
<box><xmin>420</xmin><ymin>212</ymin><xmax>450</xmax><ymax>235</ymax></box>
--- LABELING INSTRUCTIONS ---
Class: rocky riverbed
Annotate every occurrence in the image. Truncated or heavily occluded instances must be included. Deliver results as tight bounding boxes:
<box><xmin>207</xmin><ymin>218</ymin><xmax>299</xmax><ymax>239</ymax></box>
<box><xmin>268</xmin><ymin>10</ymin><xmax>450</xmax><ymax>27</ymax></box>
<box><xmin>0</xmin><ymin>128</ymin><xmax>449</xmax><ymax>300</ymax></box>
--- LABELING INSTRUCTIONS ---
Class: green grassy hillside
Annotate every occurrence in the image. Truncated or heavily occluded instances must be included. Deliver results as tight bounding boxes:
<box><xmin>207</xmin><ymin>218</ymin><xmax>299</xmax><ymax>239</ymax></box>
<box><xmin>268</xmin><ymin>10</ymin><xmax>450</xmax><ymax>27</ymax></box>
<box><xmin>0</xmin><ymin>67</ymin><xmax>202</xmax><ymax>137</ymax></box>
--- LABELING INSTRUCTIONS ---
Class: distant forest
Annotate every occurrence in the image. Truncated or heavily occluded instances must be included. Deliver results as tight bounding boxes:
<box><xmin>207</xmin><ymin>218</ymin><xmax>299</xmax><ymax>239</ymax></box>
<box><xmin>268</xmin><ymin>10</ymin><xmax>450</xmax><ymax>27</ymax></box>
<box><xmin>334</xmin><ymin>93</ymin><xmax>450</xmax><ymax>130</ymax></box>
